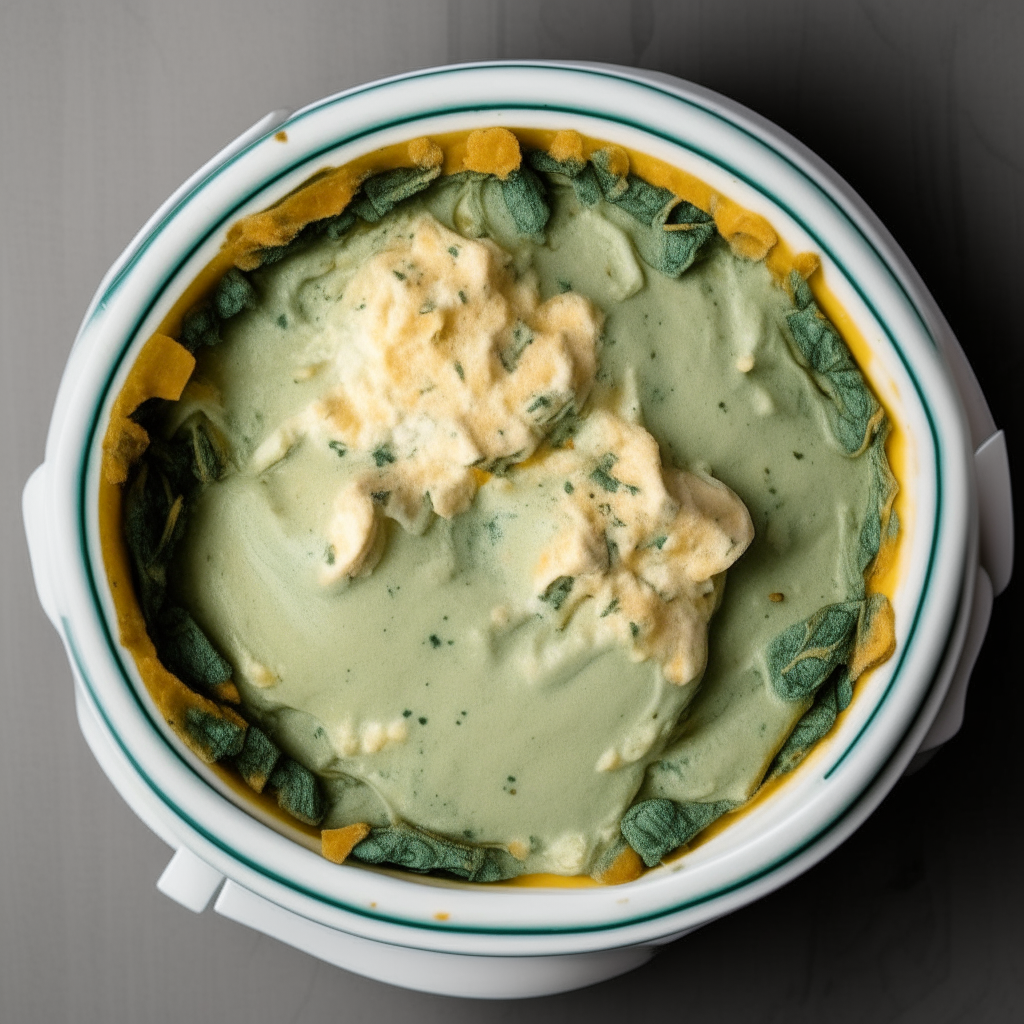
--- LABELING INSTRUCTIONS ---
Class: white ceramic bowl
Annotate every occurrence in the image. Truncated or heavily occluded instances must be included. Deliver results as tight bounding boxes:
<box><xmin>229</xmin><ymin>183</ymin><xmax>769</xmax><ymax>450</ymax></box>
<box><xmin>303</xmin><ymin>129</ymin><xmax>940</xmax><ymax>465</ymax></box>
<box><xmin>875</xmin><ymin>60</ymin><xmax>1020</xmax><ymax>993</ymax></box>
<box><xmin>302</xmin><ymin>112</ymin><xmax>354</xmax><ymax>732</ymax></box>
<box><xmin>24</xmin><ymin>62</ymin><xmax>1013</xmax><ymax>999</ymax></box>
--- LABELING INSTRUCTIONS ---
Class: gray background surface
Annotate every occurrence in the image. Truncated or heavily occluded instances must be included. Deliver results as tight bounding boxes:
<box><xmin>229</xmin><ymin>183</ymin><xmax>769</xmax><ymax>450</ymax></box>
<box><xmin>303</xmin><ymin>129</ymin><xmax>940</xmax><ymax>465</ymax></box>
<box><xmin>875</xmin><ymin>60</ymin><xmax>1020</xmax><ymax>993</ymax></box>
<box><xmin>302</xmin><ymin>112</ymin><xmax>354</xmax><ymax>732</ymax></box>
<box><xmin>2</xmin><ymin>1</ymin><xmax>1022</xmax><ymax>1020</ymax></box>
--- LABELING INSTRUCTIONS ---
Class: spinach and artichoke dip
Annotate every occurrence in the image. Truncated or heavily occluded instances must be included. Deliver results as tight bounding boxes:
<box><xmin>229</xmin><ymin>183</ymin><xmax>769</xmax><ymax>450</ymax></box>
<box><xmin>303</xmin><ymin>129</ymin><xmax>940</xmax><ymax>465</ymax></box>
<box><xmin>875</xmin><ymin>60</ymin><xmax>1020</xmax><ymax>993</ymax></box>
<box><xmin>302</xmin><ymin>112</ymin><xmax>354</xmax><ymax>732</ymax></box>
<box><xmin>101</xmin><ymin>129</ymin><xmax>900</xmax><ymax>885</ymax></box>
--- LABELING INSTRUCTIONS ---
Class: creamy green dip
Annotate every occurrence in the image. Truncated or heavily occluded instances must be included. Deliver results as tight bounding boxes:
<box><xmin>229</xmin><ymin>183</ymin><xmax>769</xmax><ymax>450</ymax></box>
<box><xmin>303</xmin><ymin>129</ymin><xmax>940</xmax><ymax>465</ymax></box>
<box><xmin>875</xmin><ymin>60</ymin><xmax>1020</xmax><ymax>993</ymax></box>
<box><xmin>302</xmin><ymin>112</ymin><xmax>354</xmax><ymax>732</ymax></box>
<box><xmin>162</xmin><ymin>176</ymin><xmax>872</xmax><ymax>876</ymax></box>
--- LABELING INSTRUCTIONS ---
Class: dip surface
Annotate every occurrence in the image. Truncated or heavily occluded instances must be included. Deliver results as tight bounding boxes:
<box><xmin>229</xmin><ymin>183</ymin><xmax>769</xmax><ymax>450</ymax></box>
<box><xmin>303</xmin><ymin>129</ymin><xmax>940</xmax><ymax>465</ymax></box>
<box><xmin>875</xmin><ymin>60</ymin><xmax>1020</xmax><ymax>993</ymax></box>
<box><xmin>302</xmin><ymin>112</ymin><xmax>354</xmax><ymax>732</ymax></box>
<box><xmin>162</xmin><ymin>175</ymin><xmax>874</xmax><ymax>876</ymax></box>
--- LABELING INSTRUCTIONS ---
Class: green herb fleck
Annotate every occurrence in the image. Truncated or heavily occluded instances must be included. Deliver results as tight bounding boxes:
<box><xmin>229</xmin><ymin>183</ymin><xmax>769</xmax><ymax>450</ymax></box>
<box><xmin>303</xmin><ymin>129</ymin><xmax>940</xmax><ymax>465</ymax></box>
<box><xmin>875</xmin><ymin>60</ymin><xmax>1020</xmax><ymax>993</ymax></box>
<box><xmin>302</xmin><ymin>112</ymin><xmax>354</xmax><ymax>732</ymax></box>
<box><xmin>370</xmin><ymin>490</ymin><xmax>390</xmax><ymax>504</ymax></box>
<box><xmin>558</xmin><ymin>279</ymin><xmax>572</xmax><ymax>293</ymax></box>
<box><xmin>418</xmin><ymin>716</ymin><xmax>428</xmax><ymax>725</ymax></box>
<box><xmin>276</xmin><ymin>313</ymin><xmax>287</xmax><ymax>328</ymax></box>
<box><xmin>403</xmin><ymin>709</ymin><xmax>412</xmax><ymax>718</ymax></box>
<box><xmin>527</xmin><ymin>395</ymin><xmax>551</xmax><ymax>413</ymax></box>
<box><xmin>485</xmin><ymin>452</ymin><xmax>523</xmax><ymax>477</ymax></box>
<box><xmin>328</xmin><ymin>440</ymin><xmax>347</xmax><ymax>457</ymax></box>
<box><xmin>458</xmin><ymin>289</ymin><xmax>467</xmax><ymax>304</ymax></box>
<box><xmin>448</xmin><ymin>246</ymin><xmax>460</xmax><ymax>258</ymax></box>
<box><xmin>630</xmin><ymin>621</ymin><xmax>640</xmax><ymax>638</ymax></box>
<box><xmin>589</xmin><ymin>452</ymin><xmax>639</xmax><ymax>495</ymax></box>
<box><xmin>429</xmin><ymin>634</ymin><xmax>442</xmax><ymax>648</ymax></box>
<box><xmin>500</xmin><ymin>320</ymin><xmax>534</xmax><ymax>372</ymax></box>
<box><xmin>372</xmin><ymin>444</ymin><xmax>396</xmax><ymax>467</ymax></box>
<box><xmin>600</xmin><ymin>598</ymin><xmax>620</xmax><ymax>617</ymax></box>
<box><xmin>548</xmin><ymin>409</ymin><xmax>580</xmax><ymax>448</ymax></box>
<box><xmin>393</xmin><ymin>270</ymin><xmax>406</xmax><ymax>281</ymax></box>
<box><xmin>540</xmin><ymin>575</ymin><xmax>574</xmax><ymax>611</ymax></box>
<box><xmin>454</xmin><ymin>361</ymin><xmax>465</xmax><ymax>380</ymax></box>
<box><xmin>564</xmin><ymin>481</ymin><xmax>574</xmax><ymax>494</ymax></box>
<box><xmin>793</xmin><ymin>451</ymin><xmax>805</xmax><ymax>460</ymax></box>
<box><xmin>325</xmin><ymin>545</ymin><xmax>336</xmax><ymax>565</ymax></box>
<box><xmin>590</xmin><ymin>467</ymin><xmax>620</xmax><ymax>493</ymax></box>
<box><xmin>606</xmin><ymin>534</ymin><xmax>620</xmax><ymax>564</ymax></box>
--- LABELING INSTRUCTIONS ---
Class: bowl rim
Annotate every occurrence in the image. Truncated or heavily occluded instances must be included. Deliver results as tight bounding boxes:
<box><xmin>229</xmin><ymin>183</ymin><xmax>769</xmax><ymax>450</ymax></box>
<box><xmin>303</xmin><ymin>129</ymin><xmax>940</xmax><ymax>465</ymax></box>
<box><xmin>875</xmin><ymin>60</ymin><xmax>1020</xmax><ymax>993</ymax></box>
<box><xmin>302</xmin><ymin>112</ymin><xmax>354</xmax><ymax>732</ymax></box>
<box><xmin>44</xmin><ymin>61</ymin><xmax>972</xmax><ymax>950</ymax></box>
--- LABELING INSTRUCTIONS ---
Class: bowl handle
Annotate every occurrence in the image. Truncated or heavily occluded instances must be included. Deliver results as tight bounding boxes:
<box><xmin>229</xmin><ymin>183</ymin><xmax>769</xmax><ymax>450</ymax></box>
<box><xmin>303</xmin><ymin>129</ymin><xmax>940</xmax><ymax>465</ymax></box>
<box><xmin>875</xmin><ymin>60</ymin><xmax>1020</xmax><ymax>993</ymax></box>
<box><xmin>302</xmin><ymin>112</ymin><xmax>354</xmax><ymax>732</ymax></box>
<box><xmin>22</xmin><ymin>464</ymin><xmax>60</xmax><ymax>631</ymax></box>
<box><xmin>975</xmin><ymin>429</ymin><xmax>1014</xmax><ymax>596</ymax></box>
<box><xmin>157</xmin><ymin>848</ymin><xmax>225</xmax><ymax>914</ymax></box>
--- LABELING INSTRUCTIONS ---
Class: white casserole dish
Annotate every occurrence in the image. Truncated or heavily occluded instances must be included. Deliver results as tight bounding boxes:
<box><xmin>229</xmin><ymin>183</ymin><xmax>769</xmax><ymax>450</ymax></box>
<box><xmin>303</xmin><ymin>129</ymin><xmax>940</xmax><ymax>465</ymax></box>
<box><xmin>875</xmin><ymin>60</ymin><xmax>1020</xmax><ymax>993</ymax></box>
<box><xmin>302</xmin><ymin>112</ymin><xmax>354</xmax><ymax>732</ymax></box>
<box><xmin>23</xmin><ymin>62</ymin><xmax>1013</xmax><ymax>999</ymax></box>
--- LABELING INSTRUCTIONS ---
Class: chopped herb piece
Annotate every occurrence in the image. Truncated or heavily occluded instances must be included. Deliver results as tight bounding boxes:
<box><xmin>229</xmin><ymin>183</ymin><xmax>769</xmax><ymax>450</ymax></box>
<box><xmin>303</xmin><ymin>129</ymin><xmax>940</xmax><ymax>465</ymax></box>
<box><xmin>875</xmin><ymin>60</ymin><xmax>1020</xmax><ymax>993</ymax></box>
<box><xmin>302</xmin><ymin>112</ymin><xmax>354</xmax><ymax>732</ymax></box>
<box><xmin>485</xmin><ymin>452</ymin><xmax>523</xmax><ymax>477</ymax></box>
<box><xmin>156</xmin><ymin>606</ymin><xmax>233</xmax><ymax>697</ymax></box>
<box><xmin>277</xmin><ymin>313</ymin><xmax>287</xmax><ymax>328</ymax></box>
<box><xmin>564</xmin><ymin>481</ymin><xmax>574</xmax><ymax>494</ymax></box>
<box><xmin>180</xmin><ymin>304</ymin><xmax>221</xmax><ymax>352</ymax></box>
<box><xmin>214</xmin><ymin>268</ymin><xmax>258</xmax><ymax>320</ymax></box>
<box><xmin>325</xmin><ymin>545</ymin><xmax>336</xmax><ymax>565</ymax></box>
<box><xmin>182</xmin><ymin>707</ymin><xmax>245</xmax><ymax>763</ymax></box>
<box><xmin>606</xmin><ymin>534</ymin><xmax>620</xmax><ymax>564</ymax></box>
<box><xmin>372</xmin><ymin>443</ymin><xmax>396</xmax><ymax>467</ymax></box>
<box><xmin>454</xmin><ymin>361</ymin><xmax>465</xmax><ymax>380</ymax></box>
<box><xmin>527</xmin><ymin>395</ymin><xmax>551</xmax><ymax>413</ymax></box>
<box><xmin>351</xmin><ymin>824</ymin><xmax>519</xmax><ymax>882</ymax></box>
<box><xmin>600</xmin><ymin>598</ymin><xmax>620</xmax><ymax>617</ymax></box>
<box><xmin>370</xmin><ymin>490</ymin><xmax>390</xmax><ymax>505</ymax></box>
<box><xmin>358</xmin><ymin>165</ymin><xmax>442</xmax><ymax>221</ymax></box>
<box><xmin>499</xmin><ymin>165</ymin><xmax>550</xmax><ymax>235</ymax></box>
<box><xmin>598</xmin><ymin>504</ymin><xmax>626</xmax><ymax>527</ymax></box>
<box><xmin>429</xmin><ymin>634</ymin><xmax>442</xmax><ymax>648</ymax></box>
<box><xmin>650</xmin><ymin>535</ymin><xmax>667</xmax><ymax>549</ymax></box>
<box><xmin>718</xmin><ymin>401</ymin><xmax>726</xmax><ymax>411</ymax></box>
<box><xmin>448</xmin><ymin>245</ymin><xmax>460</xmax><ymax>257</ymax></box>
<box><xmin>622</xmin><ymin>798</ymin><xmax>734</xmax><ymax>867</ymax></box>
<box><xmin>500</xmin><ymin>320</ymin><xmax>535</xmax><ymax>372</ymax></box>
<box><xmin>540</xmin><ymin>575</ymin><xmax>574</xmax><ymax>611</ymax></box>
<box><xmin>558</xmin><ymin>279</ymin><xmax>572</xmax><ymax>293</ymax></box>
<box><xmin>233</xmin><ymin>725</ymin><xmax>280</xmax><ymax>793</ymax></box>
<box><xmin>793</xmin><ymin>451</ymin><xmax>805</xmax><ymax>460</ymax></box>
<box><xmin>630</xmin><ymin>621</ymin><xmax>640</xmax><ymax>638</ymax></box>
<box><xmin>590</xmin><ymin>467</ymin><xmax>620</xmax><ymax>493</ymax></box>
<box><xmin>328</xmin><ymin>440</ymin><xmax>346</xmax><ymax>457</ymax></box>
<box><xmin>269</xmin><ymin>758</ymin><xmax>325</xmax><ymax>826</ymax></box>
<box><xmin>787</xmin><ymin>271</ymin><xmax>882</xmax><ymax>454</ymax></box>
<box><xmin>547</xmin><ymin>408</ymin><xmax>580</xmax><ymax>448</ymax></box>
<box><xmin>458</xmin><ymin>289</ymin><xmax>467</xmax><ymax>304</ymax></box>
<box><xmin>403</xmin><ymin>709</ymin><xmax>412</xmax><ymax>717</ymax></box>
<box><xmin>419</xmin><ymin>300</ymin><xmax>436</xmax><ymax>314</ymax></box>
<box><xmin>392</xmin><ymin>270</ymin><xmax>406</xmax><ymax>281</ymax></box>
<box><xmin>589</xmin><ymin>453</ymin><xmax>638</xmax><ymax>495</ymax></box>
<box><xmin>766</xmin><ymin>600</ymin><xmax>862</xmax><ymax>702</ymax></box>
<box><xmin>418</xmin><ymin>717</ymin><xmax>428</xmax><ymax>725</ymax></box>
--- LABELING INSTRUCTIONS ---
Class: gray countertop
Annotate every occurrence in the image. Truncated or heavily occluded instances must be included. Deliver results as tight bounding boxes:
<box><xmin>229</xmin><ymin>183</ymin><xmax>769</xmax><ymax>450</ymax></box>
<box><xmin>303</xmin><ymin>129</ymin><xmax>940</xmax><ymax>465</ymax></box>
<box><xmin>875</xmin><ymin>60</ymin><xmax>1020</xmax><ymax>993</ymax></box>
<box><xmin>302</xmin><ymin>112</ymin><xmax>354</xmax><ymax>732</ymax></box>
<box><xmin>2</xmin><ymin>1</ymin><xmax>1021</xmax><ymax>1020</ymax></box>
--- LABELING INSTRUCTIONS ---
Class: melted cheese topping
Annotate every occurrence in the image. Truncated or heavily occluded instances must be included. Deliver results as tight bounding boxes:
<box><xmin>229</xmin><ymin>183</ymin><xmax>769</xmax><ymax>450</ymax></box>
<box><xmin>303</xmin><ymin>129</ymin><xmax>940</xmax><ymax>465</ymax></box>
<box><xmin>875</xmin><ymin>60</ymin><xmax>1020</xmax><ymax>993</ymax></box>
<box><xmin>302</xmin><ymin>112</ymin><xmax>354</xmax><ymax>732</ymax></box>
<box><xmin>244</xmin><ymin>211</ymin><xmax>752</xmax><ymax>688</ymax></box>
<box><xmin>251</xmin><ymin>214</ymin><xmax>601</xmax><ymax>576</ymax></box>
<box><xmin>532</xmin><ymin>408</ymin><xmax>753</xmax><ymax>690</ymax></box>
